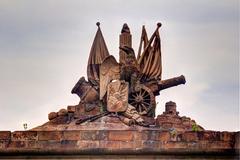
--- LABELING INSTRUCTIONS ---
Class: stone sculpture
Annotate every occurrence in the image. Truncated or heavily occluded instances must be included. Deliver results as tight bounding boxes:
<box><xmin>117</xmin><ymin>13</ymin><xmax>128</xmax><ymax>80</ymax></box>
<box><xmin>71</xmin><ymin>22</ymin><xmax>186</xmax><ymax>126</ymax></box>
<box><xmin>1</xmin><ymin>22</ymin><xmax>239</xmax><ymax>158</ymax></box>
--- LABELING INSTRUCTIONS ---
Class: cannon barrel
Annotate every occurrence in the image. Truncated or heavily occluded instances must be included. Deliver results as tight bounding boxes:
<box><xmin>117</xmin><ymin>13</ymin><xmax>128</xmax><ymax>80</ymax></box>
<box><xmin>158</xmin><ymin>75</ymin><xmax>186</xmax><ymax>91</ymax></box>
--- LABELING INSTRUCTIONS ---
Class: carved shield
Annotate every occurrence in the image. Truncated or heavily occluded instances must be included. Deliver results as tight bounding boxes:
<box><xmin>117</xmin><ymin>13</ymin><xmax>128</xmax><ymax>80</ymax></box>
<box><xmin>107</xmin><ymin>80</ymin><xmax>128</xmax><ymax>112</ymax></box>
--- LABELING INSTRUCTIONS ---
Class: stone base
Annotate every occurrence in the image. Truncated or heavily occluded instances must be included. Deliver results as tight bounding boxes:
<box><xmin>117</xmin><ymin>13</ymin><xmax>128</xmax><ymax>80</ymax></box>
<box><xmin>0</xmin><ymin>129</ymin><xmax>239</xmax><ymax>158</ymax></box>
<box><xmin>0</xmin><ymin>155</ymin><xmax>239</xmax><ymax>160</ymax></box>
<box><xmin>1</xmin><ymin>103</ymin><xmax>239</xmax><ymax>159</ymax></box>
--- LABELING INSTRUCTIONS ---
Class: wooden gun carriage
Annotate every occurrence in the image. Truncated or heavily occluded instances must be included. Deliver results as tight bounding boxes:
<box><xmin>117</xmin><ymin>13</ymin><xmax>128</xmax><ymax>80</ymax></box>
<box><xmin>128</xmin><ymin>75</ymin><xmax>185</xmax><ymax>117</ymax></box>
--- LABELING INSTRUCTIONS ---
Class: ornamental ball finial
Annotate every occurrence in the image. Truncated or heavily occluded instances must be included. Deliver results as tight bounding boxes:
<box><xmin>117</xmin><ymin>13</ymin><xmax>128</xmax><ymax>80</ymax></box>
<box><xmin>157</xmin><ymin>22</ymin><xmax>162</xmax><ymax>28</ymax></box>
<box><xmin>96</xmin><ymin>22</ymin><xmax>100</xmax><ymax>27</ymax></box>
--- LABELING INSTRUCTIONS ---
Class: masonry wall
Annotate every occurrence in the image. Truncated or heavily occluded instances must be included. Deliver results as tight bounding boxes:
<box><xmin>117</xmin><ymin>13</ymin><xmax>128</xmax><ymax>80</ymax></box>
<box><xmin>0</xmin><ymin>130</ymin><xmax>239</xmax><ymax>158</ymax></box>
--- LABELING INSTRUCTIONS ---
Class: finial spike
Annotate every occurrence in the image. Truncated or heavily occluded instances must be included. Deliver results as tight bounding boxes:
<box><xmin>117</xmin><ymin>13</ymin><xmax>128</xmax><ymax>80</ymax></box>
<box><xmin>157</xmin><ymin>22</ymin><xmax>162</xmax><ymax>28</ymax></box>
<box><xmin>121</xmin><ymin>23</ymin><xmax>130</xmax><ymax>33</ymax></box>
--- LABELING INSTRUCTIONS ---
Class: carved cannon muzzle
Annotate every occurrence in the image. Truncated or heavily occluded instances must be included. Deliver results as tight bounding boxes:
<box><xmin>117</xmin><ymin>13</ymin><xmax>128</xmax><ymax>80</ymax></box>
<box><xmin>158</xmin><ymin>75</ymin><xmax>186</xmax><ymax>91</ymax></box>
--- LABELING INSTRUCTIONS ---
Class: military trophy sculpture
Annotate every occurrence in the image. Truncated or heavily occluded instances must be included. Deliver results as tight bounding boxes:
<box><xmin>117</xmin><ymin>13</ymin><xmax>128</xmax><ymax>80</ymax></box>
<box><xmin>71</xmin><ymin>22</ymin><xmax>186</xmax><ymax>127</ymax></box>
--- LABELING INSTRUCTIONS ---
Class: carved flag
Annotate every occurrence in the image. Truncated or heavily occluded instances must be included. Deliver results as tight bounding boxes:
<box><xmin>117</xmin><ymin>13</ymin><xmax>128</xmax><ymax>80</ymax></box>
<box><xmin>137</xmin><ymin>25</ymin><xmax>149</xmax><ymax>60</ymax></box>
<box><xmin>87</xmin><ymin>24</ymin><xmax>110</xmax><ymax>86</ymax></box>
<box><xmin>138</xmin><ymin>25</ymin><xmax>162</xmax><ymax>81</ymax></box>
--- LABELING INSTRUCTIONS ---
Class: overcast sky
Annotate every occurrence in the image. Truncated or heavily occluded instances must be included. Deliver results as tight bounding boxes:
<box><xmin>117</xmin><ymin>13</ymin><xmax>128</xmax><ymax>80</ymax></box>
<box><xmin>0</xmin><ymin>0</ymin><xmax>239</xmax><ymax>131</ymax></box>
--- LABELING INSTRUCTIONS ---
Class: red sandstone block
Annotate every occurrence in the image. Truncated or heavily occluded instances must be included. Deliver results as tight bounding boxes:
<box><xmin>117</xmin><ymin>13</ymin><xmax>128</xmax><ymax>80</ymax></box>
<box><xmin>38</xmin><ymin>131</ymin><xmax>63</xmax><ymax>141</ymax></box>
<box><xmin>198</xmin><ymin>140</ymin><xmax>233</xmax><ymax>150</ymax></box>
<box><xmin>158</xmin><ymin>131</ymin><xmax>171</xmax><ymax>142</ymax></box>
<box><xmin>0</xmin><ymin>131</ymin><xmax>11</xmax><ymax>140</ymax></box>
<box><xmin>164</xmin><ymin>141</ymin><xmax>188</xmax><ymax>149</ymax></box>
<box><xmin>81</xmin><ymin>130</ymin><xmax>108</xmax><ymax>140</ymax></box>
<box><xmin>8</xmin><ymin>141</ymin><xmax>27</xmax><ymax>148</ymax></box>
<box><xmin>197</xmin><ymin>131</ymin><xmax>207</xmax><ymax>140</ymax></box>
<box><xmin>199</xmin><ymin>131</ymin><xmax>220</xmax><ymax>141</ymax></box>
<box><xmin>77</xmin><ymin>140</ymin><xmax>99</xmax><ymax>148</ymax></box>
<box><xmin>37</xmin><ymin>140</ymin><xmax>61</xmax><ymax>149</ymax></box>
<box><xmin>0</xmin><ymin>140</ymin><xmax>10</xmax><ymax>148</ymax></box>
<box><xmin>141</xmin><ymin>130</ymin><xmax>159</xmax><ymax>140</ymax></box>
<box><xmin>234</xmin><ymin>132</ymin><xmax>240</xmax><ymax>149</ymax></box>
<box><xmin>108</xmin><ymin>131</ymin><xmax>133</xmax><ymax>141</ymax></box>
<box><xmin>60</xmin><ymin>140</ymin><xmax>78</xmax><ymax>148</ymax></box>
<box><xmin>197</xmin><ymin>140</ymin><xmax>208</xmax><ymax>149</ymax></box>
<box><xmin>182</xmin><ymin>132</ymin><xmax>198</xmax><ymax>142</ymax></box>
<box><xmin>80</xmin><ymin>130</ymin><xmax>96</xmax><ymax>140</ymax></box>
<box><xmin>99</xmin><ymin>140</ymin><xmax>120</xmax><ymax>149</ymax></box>
<box><xmin>220</xmin><ymin>132</ymin><xmax>234</xmax><ymax>142</ymax></box>
<box><xmin>142</xmin><ymin>140</ymin><xmax>160</xmax><ymax>149</ymax></box>
<box><xmin>133</xmin><ymin>140</ymin><xmax>143</xmax><ymax>149</ymax></box>
<box><xmin>209</xmin><ymin>141</ymin><xmax>233</xmax><ymax>149</ymax></box>
<box><xmin>133</xmin><ymin>131</ymin><xmax>142</xmax><ymax>141</ymax></box>
<box><xmin>26</xmin><ymin>140</ymin><xmax>38</xmax><ymax>148</ymax></box>
<box><xmin>12</xmin><ymin>131</ymin><xmax>37</xmax><ymax>141</ymax></box>
<box><xmin>187</xmin><ymin>142</ymin><xmax>201</xmax><ymax>149</ymax></box>
<box><xmin>63</xmin><ymin>131</ymin><xmax>81</xmax><ymax>140</ymax></box>
<box><xmin>119</xmin><ymin>141</ymin><xmax>134</xmax><ymax>149</ymax></box>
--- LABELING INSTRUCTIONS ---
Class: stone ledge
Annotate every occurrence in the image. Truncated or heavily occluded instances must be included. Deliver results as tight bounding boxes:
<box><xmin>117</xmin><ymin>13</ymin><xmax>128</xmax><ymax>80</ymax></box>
<box><xmin>0</xmin><ymin>131</ymin><xmax>11</xmax><ymax>140</ymax></box>
<box><xmin>0</xmin><ymin>130</ymin><xmax>239</xmax><ymax>156</ymax></box>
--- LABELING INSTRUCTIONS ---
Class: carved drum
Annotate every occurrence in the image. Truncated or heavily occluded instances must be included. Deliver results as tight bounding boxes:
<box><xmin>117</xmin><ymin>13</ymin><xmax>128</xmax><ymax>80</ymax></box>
<box><xmin>71</xmin><ymin>77</ymin><xmax>99</xmax><ymax>103</ymax></box>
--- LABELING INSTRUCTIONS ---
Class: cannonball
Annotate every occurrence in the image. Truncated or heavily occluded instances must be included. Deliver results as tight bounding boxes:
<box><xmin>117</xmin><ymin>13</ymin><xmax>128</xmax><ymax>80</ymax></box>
<box><xmin>48</xmin><ymin>112</ymin><xmax>58</xmax><ymax>120</ymax></box>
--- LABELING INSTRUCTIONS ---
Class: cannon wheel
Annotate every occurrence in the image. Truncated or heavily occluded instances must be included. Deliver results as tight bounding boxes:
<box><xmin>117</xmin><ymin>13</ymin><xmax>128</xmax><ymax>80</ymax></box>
<box><xmin>129</xmin><ymin>85</ymin><xmax>156</xmax><ymax>116</ymax></box>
